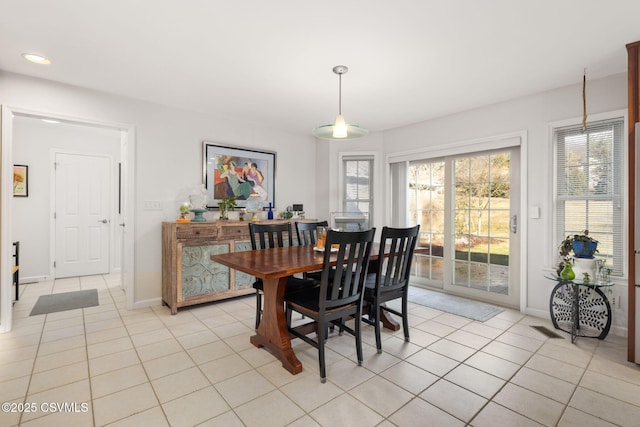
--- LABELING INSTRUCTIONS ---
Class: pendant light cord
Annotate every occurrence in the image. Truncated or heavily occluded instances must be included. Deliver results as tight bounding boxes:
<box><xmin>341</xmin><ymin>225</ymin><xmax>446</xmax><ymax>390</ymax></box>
<box><xmin>582</xmin><ymin>68</ymin><xmax>587</xmax><ymax>131</ymax></box>
<box><xmin>338</xmin><ymin>72</ymin><xmax>342</xmax><ymax>115</ymax></box>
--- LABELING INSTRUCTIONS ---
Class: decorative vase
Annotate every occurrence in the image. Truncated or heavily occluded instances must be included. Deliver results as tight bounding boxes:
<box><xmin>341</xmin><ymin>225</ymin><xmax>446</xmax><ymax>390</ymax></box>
<box><xmin>246</xmin><ymin>194</ymin><xmax>262</xmax><ymax>221</ymax></box>
<box><xmin>560</xmin><ymin>263</ymin><xmax>575</xmax><ymax>281</ymax></box>
<box><xmin>267</xmin><ymin>202</ymin><xmax>274</xmax><ymax>220</ymax></box>
<box><xmin>189</xmin><ymin>184</ymin><xmax>207</xmax><ymax>209</ymax></box>
<box><xmin>189</xmin><ymin>184</ymin><xmax>208</xmax><ymax>222</ymax></box>
<box><xmin>572</xmin><ymin>257</ymin><xmax>597</xmax><ymax>283</ymax></box>
<box><xmin>218</xmin><ymin>202</ymin><xmax>228</xmax><ymax>220</ymax></box>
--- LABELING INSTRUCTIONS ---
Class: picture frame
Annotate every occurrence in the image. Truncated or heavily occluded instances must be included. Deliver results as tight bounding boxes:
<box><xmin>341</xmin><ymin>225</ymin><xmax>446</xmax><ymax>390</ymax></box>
<box><xmin>13</xmin><ymin>165</ymin><xmax>28</xmax><ymax>197</ymax></box>
<box><xmin>203</xmin><ymin>142</ymin><xmax>276</xmax><ymax>209</ymax></box>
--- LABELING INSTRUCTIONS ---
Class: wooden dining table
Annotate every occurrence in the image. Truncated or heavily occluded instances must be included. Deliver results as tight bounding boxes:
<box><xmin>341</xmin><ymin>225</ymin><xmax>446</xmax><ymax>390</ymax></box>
<box><xmin>211</xmin><ymin>243</ymin><xmax>398</xmax><ymax>375</ymax></box>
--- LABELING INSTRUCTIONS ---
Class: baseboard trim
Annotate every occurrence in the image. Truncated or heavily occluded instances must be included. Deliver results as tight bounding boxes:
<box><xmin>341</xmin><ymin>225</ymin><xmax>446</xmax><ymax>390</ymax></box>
<box><xmin>131</xmin><ymin>297</ymin><xmax>162</xmax><ymax>311</ymax></box>
<box><xmin>19</xmin><ymin>275</ymin><xmax>49</xmax><ymax>284</ymax></box>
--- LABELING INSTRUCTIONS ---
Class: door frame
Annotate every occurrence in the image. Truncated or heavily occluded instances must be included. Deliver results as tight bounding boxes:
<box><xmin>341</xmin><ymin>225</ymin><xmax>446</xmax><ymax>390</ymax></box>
<box><xmin>442</xmin><ymin>146</ymin><xmax>521</xmax><ymax>307</ymax></box>
<box><xmin>387</xmin><ymin>131</ymin><xmax>528</xmax><ymax>312</ymax></box>
<box><xmin>0</xmin><ymin>105</ymin><xmax>136</xmax><ymax>332</ymax></box>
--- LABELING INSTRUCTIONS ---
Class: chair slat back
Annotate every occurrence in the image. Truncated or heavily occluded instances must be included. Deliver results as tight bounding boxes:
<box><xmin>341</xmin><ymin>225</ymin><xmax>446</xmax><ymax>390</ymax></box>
<box><xmin>249</xmin><ymin>222</ymin><xmax>293</xmax><ymax>250</ymax></box>
<box><xmin>320</xmin><ymin>228</ymin><xmax>375</xmax><ymax>311</ymax></box>
<box><xmin>295</xmin><ymin>221</ymin><xmax>329</xmax><ymax>246</ymax></box>
<box><xmin>374</xmin><ymin>225</ymin><xmax>420</xmax><ymax>296</ymax></box>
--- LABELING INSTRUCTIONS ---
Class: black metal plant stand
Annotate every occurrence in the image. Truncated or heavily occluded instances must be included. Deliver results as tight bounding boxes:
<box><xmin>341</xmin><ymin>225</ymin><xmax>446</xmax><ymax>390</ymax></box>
<box><xmin>547</xmin><ymin>276</ymin><xmax>612</xmax><ymax>343</ymax></box>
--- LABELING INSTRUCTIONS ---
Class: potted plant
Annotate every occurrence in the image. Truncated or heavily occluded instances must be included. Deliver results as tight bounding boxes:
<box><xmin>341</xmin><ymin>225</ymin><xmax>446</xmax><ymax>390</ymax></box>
<box><xmin>560</xmin><ymin>230</ymin><xmax>598</xmax><ymax>258</ymax></box>
<box><xmin>558</xmin><ymin>230</ymin><xmax>598</xmax><ymax>274</ymax></box>
<box><xmin>218</xmin><ymin>196</ymin><xmax>237</xmax><ymax>220</ymax></box>
<box><xmin>177</xmin><ymin>203</ymin><xmax>191</xmax><ymax>223</ymax></box>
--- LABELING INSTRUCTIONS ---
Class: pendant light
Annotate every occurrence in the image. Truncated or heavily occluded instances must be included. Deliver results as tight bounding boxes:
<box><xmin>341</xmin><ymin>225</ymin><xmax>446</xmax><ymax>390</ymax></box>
<box><xmin>312</xmin><ymin>65</ymin><xmax>368</xmax><ymax>140</ymax></box>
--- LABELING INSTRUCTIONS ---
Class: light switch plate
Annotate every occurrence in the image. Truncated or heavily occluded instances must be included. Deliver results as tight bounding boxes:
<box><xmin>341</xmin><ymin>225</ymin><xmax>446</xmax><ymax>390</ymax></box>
<box><xmin>144</xmin><ymin>200</ymin><xmax>162</xmax><ymax>210</ymax></box>
<box><xmin>529</xmin><ymin>206</ymin><xmax>540</xmax><ymax>219</ymax></box>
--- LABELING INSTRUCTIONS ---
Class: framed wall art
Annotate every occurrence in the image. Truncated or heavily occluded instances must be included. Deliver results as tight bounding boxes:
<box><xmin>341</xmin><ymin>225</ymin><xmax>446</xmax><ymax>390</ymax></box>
<box><xmin>13</xmin><ymin>165</ymin><xmax>28</xmax><ymax>197</ymax></box>
<box><xmin>203</xmin><ymin>142</ymin><xmax>276</xmax><ymax>209</ymax></box>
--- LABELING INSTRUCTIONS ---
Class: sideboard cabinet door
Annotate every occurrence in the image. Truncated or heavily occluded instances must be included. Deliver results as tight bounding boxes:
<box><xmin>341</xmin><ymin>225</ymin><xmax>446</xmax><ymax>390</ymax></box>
<box><xmin>179</xmin><ymin>242</ymin><xmax>231</xmax><ymax>298</ymax></box>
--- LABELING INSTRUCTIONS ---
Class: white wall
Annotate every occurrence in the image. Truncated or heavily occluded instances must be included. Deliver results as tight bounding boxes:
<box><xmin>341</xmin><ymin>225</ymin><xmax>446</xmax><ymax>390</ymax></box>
<box><xmin>12</xmin><ymin>116</ymin><xmax>122</xmax><ymax>281</ymax></box>
<box><xmin>1</xmin><ymin>71</ymin><xmax>318</xmax><ymax>306</ymax></box>
<box><xmin>321</xmin><ymin>72</ymin><xmax>629</xmax><ymax>336</ymax></box>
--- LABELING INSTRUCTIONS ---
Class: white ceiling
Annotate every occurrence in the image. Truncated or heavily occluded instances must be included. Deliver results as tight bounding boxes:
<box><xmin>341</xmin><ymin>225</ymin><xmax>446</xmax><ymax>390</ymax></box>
<box><xmin>1</xmin><ymin>0</ymin><xmax>639</xmax><ymax>136</ymax></box>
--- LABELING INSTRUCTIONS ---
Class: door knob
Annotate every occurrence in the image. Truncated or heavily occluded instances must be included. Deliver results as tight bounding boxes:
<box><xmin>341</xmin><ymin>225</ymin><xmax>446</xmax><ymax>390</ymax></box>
<box><xmin>98</xmin><ymin>219</ymin><xmax>109</xmax><ymax>224</ymax></box>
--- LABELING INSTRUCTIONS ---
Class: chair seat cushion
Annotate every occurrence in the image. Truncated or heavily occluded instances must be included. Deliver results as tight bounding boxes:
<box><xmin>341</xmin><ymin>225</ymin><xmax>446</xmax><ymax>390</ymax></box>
<box><xmin>286</xmin><ymin>287</ymin><xmax>322</xmax><ymax>312</ymax></box>
<box><xmin>364</xmin><ymin>273</ymin><xmax>376</xmax><ymax>289</ymax></box>
<box><xmin>253</xmin><ymin>276</ymin><xmax>316</xmax><ymax>296</ymax></box>
<box><xmin>364</xmin><ymin>274</ymin><xmax>384</xmax><ymax>296</ymax></box>
<box><xmin>305</xmin><ymin>267</ymin><xmax>338</xmax><ymax>282</ymax></box>
<box><xmin>305</xmin><ymin>270</ymin><xmax>322</xmax><ymax>281</ymax></box>
<box><xmin>363</xmin><ymin>274</ymin><xmax>405</xmax><ymax>302</ymax></box>
<box><xmin>286</xmin><ymin>286</ymin><xmax>358</xmax><ymax>314</ymax></box>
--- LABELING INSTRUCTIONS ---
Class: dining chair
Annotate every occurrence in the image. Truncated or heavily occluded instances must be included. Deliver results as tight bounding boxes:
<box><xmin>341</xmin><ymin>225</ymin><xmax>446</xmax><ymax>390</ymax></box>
<box><xmin>295</xmin><ymin>220</ymin><xmax>328</xmax><ymax>246</ymax></box>
<box><xmin>249</xmin><ymin>222</ymin><xmax>310</xmax><ymax>330</ymax></box>
<box><xmin>285</xmin><ymin>228</ymin><xmax>375</xmax><ymax>383</ymax></box>
<box><xmin>295</xmin><ymin>220</ymin><xmax>329</xmax><ymax>281</ymax></box>
<box><xmin>362</xmin><ymin>225</ymin><xmax>420</xmax><ymax>353</ymax></box>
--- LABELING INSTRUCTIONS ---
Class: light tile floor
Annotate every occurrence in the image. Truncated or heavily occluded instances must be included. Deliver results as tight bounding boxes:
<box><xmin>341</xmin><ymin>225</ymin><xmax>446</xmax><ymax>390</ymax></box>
<box><xmin>2</xmin><ymin>274</ymin><xmax>640</xmax><ymax>426</ymax></box>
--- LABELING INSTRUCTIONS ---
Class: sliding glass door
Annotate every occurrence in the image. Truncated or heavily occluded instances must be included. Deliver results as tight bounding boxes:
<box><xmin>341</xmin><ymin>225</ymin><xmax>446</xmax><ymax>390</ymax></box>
<box><xmin>408</xmin><ymin>147</ymin><xmax>520</xmax><ymax>307</ymax></box>
<box><xmin>409</xmin><ymin>160</ymin><xmax>446</xmax><ymax>284</ymax></box>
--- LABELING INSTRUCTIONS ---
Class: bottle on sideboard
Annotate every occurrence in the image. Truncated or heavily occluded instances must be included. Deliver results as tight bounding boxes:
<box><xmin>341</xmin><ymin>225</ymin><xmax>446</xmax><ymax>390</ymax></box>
<box><xmin>267</xmin><ymin>202</ymin><xmax>274</xmax><ymax>220</ymax></box>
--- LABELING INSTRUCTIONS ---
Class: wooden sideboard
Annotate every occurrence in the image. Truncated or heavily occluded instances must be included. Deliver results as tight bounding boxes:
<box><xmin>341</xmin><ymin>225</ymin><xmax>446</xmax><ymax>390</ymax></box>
<box><xmin>161</xmin><ymin>219</ymin><xmax>312</xmax><ymax>314</ymax></box>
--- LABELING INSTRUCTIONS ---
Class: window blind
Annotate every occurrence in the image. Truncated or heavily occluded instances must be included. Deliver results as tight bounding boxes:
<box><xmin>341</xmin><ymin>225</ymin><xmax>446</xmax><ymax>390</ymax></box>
<box><xmin>554</xmin><ymin>117</ymin><xmax>625</xmax><ymax>275</ymax></box>
<box><xmin>343</xmin><ymin>156</ymin><xmax>373</xmax><ymax>224</ymax></box>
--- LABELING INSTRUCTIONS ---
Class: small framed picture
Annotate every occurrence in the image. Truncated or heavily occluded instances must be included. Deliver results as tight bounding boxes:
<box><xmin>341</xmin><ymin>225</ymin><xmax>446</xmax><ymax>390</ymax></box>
<box><xmin>13</xmin><ymin>165</ymin><xmax>28</xmax><ymax>197</ymax></box>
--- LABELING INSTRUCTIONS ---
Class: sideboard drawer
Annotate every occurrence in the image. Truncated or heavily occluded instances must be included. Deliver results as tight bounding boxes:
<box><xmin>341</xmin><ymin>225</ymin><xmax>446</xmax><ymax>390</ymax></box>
<box><xmin>218</xmin><ymin>224</ymin><xmax>249</xmax><ymax>238</ymax></box>
<box><xmin>176</xmin><ymin>225</ymin><xmax>218</xmax><ymax>240</ymax></box>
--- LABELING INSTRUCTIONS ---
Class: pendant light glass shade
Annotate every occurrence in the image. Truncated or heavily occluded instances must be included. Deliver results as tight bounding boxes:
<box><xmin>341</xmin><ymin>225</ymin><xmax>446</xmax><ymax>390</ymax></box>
<box><xmin>312</xmin><ymin>65</ymin><xmax>368</xmax><ymax>140</ymax></box>
<box><xmin>332</xmin><ymin>114</ymin><xmax>347</xmax><ymax>138</ymax></box>
<box><xmin>312</xmin><ymin>122</ymin><xmax>368</xmax><ymax>140</ymax></box>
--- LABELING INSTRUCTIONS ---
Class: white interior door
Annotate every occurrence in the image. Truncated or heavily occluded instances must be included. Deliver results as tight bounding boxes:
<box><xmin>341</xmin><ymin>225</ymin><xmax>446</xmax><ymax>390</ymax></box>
<box><xmin>55</xmin><ymin>152</ymin><xmax>111</xmax><ymax>278</ymax></box>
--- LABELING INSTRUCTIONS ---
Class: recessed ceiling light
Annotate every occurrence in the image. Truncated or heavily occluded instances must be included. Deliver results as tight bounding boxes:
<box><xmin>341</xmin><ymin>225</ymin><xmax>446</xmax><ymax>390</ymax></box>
<box><xmin>22</xmin><ymin>53</ymin><xmax>51</xmax><ymax>65</ymax></box>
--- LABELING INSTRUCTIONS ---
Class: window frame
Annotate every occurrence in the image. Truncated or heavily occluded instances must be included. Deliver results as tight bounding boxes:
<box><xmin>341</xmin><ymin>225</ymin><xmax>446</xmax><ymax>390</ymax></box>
<box><xmin>551</xmin><ymin>111</ymin><xmax>627</xmax><ymax>277</ymax></box>
<box><xmin>339</xmin><ymin>153</ymin><xmax>375</xmax><ymax>227</ymax></box>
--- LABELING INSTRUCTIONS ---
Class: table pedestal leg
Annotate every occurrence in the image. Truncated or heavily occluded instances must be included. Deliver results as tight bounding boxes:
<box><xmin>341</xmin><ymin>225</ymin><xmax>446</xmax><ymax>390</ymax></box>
<box><xmin>250</xmin><ymin>277</ymin><xmax>302</xmax><ymax>375</ymax></box>
<box><xmin>379</xmin><ymin>304</ymin><xmax>400</xmax><ymax>331</ymax></box>
<box><xmin>362</xmin><ymin>303</ymin><xmax>401</xmax><ymax>331</ymax></box>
